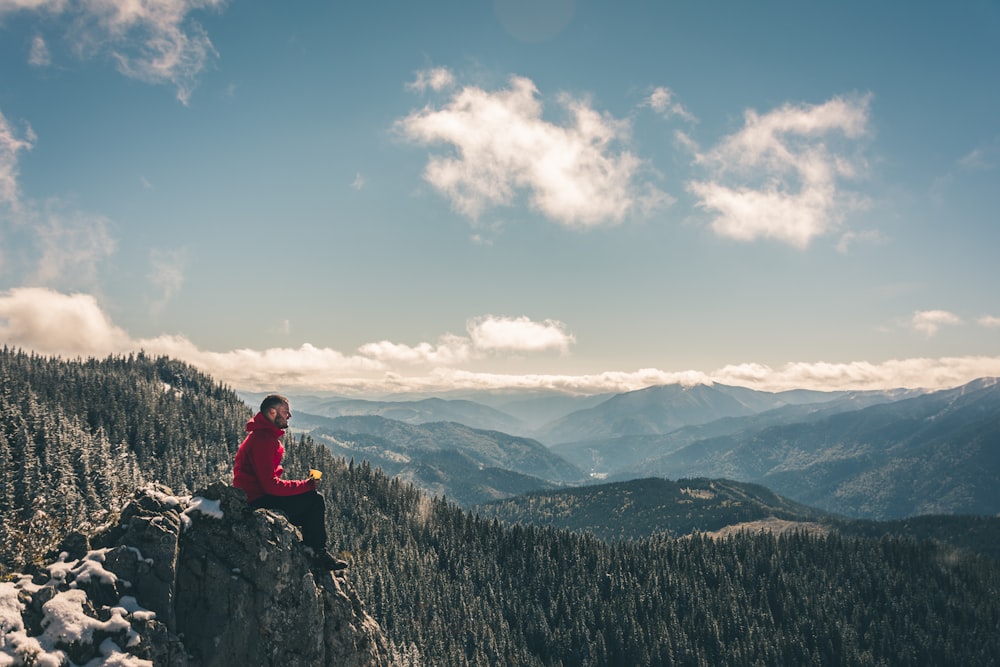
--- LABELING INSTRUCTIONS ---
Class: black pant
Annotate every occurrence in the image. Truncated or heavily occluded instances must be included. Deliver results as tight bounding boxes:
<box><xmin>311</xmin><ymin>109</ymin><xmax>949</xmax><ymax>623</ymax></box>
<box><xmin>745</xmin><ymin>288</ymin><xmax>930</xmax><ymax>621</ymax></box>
<box><xmin>251</xmin><ymin>490</ymin><xmax>328</xmax><ymax>552</ymax></box>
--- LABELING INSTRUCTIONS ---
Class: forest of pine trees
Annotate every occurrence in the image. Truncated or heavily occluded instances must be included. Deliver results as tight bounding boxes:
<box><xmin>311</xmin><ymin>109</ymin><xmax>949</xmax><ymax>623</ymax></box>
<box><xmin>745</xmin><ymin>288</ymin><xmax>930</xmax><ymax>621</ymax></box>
<box><xmin>0</xmin><ymin>347</ymin><xmax>249</xmax><ymax>571</ymax></box>
<box><xmin>2</xmin><ymin>348</ymin><xmax>999</xmax><ymax>666</ymax></box>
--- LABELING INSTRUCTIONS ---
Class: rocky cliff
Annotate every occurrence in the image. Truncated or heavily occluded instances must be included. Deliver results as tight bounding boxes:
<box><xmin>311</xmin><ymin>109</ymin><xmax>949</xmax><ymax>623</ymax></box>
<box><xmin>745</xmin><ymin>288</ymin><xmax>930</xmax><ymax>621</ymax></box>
<box><xmin>0</xmin><ymin>483</ymin><xmax>391</xmax><ymax>666</ymax></box>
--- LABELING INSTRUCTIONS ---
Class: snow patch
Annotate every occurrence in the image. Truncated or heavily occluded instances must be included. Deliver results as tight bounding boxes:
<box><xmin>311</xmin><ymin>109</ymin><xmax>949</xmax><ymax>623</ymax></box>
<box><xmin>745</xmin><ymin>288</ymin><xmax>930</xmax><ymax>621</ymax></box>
<box><xmin>180</xmin><ymin>495</ymin><xmax>223</xmax><ymax>530</ymax></box>
<box><xmin>1</xmin><ymin>547</ymin><xmax>157</xmax><ymax>667</ymax></box>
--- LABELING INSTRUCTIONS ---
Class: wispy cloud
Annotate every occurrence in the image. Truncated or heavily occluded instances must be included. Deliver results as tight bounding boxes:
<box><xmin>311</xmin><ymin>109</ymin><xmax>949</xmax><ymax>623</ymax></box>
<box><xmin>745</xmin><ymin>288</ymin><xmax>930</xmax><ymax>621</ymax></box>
<box><xmin>978</xmin><ymin>315</ymin><xmax>1000</xmax><ymax>328</ymax></box>
<box><xmin>2</xmin><ymin>287</ymin><xmax>995</xmax><ymax>394</ymax></box>
<box><xmin>28</xmin><ymin>34</ymin><xmax>51</xmax><ymax>66</ymax></box>
<box><xmin>1</xmin><ymin>112</ymin><xmax>115</xmax><ymax>289</ymax></box>
<box><xmin>644</xmin><ymin>86</ymin><xmax>696</xmax><ymax>123</ymax></box>
<box><xmin>0</xmin><ymin>0</ymin><xmax>226</xmax><ymax>104</ymax></box>
<box><xmin>406</xmin><ymin>67</ymin><xmax>456</xmax><ymax>93</ymax></box>
<box><xmin>29</xmin><ymin>204</ymin><xmax>116</xmax><ymax>288</ymax></box>
<box><xmin>147</xmin><ymin>247</ymin><xmax>188</xmax><ymax>316</ymax></box>
<box><xmin>835</xmin><ymin>228</ymin><xmax>887</xmax><ymax>253</ymax></box>
<box><xmin>687</xmin><ymin>94</ymin><xmax>872</xmax><ymax>248</ymax></box>
<box><xmin>397</xmin><ymin>69</ymin><xmax>672</xmax><ymax>228</ymax></box>
<box><xmin>910</xmin><ymin>309</ymin><xmax>962</xmax><ymax>336</ymax></box>
<box><xmin>0</xmin><ymin>111</ymin><xmax>35</xmax><ymax>210</ymax></box>
<box><xmin>958</xmin><ymin>139</ymin><xmax>998</xmax><ymax>171</ymax></box>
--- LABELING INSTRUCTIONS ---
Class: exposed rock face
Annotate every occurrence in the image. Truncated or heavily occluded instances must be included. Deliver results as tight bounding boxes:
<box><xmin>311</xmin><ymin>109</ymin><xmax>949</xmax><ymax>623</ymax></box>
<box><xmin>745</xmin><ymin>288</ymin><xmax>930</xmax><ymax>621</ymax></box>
<box><xmin>2</xmin><ymin>483</ymin><xmax>390</xmax><ymax>667</ymax></box>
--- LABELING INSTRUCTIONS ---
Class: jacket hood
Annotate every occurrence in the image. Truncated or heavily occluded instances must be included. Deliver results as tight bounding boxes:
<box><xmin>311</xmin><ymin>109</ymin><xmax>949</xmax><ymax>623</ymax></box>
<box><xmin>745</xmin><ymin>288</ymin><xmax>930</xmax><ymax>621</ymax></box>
<box><xmin>245</xmin><ymin>411</ymin><xmax>284</xmax><ymax>436</ymax></box>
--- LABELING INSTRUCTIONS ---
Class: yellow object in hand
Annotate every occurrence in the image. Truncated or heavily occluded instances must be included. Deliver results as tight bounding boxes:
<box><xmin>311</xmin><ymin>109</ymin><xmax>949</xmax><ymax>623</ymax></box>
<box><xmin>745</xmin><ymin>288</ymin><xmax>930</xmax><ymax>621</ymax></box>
<box><xmin>309</xmin><ymin>469</ymin><xmax>323</xmax><ymax>480</ymax></box>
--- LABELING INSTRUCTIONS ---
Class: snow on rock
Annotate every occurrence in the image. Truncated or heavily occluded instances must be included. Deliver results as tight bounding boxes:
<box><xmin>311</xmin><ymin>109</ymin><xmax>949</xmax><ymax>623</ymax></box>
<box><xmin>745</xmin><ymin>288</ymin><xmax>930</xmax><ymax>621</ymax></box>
<box><xmin>1</xmin><ymin>482</ymin><xmax>389</xmax><ymax>667</ymax></box>
<box><xmin>1</xmin><ymin>551</ymin><xmax>156</xmax><ymax>667</ymax></box>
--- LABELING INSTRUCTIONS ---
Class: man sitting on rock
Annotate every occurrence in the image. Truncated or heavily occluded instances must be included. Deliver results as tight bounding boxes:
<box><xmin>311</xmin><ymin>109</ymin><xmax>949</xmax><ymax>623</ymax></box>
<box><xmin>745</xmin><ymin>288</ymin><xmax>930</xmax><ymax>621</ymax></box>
<box><xmin>233</xmin><ymin>394</ymin><xmax>347</xmax><ymax>571</ymax></box>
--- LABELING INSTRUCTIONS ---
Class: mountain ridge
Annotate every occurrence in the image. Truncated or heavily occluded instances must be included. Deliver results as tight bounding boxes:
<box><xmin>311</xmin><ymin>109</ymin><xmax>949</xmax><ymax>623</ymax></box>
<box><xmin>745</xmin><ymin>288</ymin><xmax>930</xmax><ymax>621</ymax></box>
<box><xmin>644</xmin><ymin>377</ymin><xmax>1000</xmax><ymax>518</ymax></box>
<box><xmin>308</xmin><ymin>415</ymin><xmax>584</xmax><ymax>506</ymax></box>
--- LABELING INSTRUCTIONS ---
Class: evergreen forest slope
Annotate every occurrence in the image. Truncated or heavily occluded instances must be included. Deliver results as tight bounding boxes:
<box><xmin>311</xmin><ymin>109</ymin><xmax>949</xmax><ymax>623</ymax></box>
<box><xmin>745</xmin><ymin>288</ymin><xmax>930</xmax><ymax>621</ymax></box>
<box><xmin>305</xmin><ymin>415</ymin><xmax>583</xmax><ymax>506</ymax></box>
<box><xmin>473</xmin><ymin>477</ymin><xmax>1000</xmax><ymax>562</ymax></box>
<box><xmin>644</xmin><ymin>377</ymin><xmax>1000</xmax><ymax>519</ymax></box>
<box><xmin>3</xmin><ymin>348</ymin><xmax>1000</xmax><ymax>666</ymax></box>
<box><xmin>0</xmin><ymin>347</ymin><xmax>248</xmax><ymax>569</ymax></box>
<box><xmin>473</xmin><ymin>477</ymin><xmax>832</xmax><ymax>542</ymax></box>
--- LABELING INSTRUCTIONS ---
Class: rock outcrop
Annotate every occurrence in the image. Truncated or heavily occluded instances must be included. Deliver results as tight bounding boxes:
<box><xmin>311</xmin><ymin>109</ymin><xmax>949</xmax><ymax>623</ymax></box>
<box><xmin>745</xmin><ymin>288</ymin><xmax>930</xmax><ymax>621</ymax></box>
<box><xmin>0</xmin><ymin>483</ymin><xmax>391</xmax><ymax>667</ymax></box>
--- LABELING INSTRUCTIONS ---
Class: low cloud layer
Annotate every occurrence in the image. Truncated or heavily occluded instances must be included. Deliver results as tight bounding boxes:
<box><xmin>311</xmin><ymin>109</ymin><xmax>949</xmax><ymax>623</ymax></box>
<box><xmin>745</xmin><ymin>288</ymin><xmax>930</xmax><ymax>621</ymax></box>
<box><xmin>3</xmin><ymin>287</ymin><xmax>997</xmax><ymax>396</ymax></box>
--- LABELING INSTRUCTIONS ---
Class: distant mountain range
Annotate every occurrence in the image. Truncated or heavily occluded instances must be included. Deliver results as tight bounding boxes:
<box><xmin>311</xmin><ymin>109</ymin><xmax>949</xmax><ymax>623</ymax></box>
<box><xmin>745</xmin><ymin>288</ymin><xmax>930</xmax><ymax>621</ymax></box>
<box><xmin>533</xmin><ymin>383</ymin><xmax>853</xmax><ymax>444</ymax></box>
<box><xmin>240</xmin><ymin>391</ymin><xmax>534</xmax><ymax>435</ymax></box>
<box><xmin>247</xmin><ymin>378</ymin><xmax>999</xmax><ymax>521</ymax></box>
<box><xmin>302</xmin><ymin>415</ymin><xmax>584</xmax><ymax>506</ymax></box>
<box><xmin>549</xmin><ymin>385</ymin><xmax>924</xmax><ymax>476</ymax></box>
<box><xmin>641</xmin><ymin>377</ymin><xmax>1000</xmax><ymax>519</ymax></box>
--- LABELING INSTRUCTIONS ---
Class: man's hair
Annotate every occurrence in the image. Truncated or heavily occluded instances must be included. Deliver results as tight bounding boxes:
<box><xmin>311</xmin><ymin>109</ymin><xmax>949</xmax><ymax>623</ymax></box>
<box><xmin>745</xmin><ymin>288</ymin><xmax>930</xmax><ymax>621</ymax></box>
<box><xmin>260</xmin><ymin>394</ymin><xmax>290</xmax><ymax>414</ymax></box>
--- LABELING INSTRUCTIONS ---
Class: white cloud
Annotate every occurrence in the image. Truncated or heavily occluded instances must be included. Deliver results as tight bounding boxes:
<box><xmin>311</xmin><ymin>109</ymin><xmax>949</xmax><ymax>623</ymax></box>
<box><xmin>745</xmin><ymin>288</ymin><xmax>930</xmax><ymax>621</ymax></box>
<box><xmin>407</xmin><ymin>67</ymin><xmax>456</xmax><ymax>93</ymax></box>
<box><xmin>978</xmin><ymin>315</ymin><xmax>1000</xmax><ymax>328</ymax></box>
<box><xmin>0</xmin><ymin>287</ymin><xmax>132</xmax><ymax>356</ymax></box>
<box><xmin>0</xmin><ymin>0</ymin><xmax>225</xmax><ymax>104</ymax></box>
<box><xmin>357</xmin><ymin>315</ymin><xmax>573</xmax><ymax>364</ymax></box>
<box><xmin>28</xmin><ymin>34</ymin><xmax>51</xmax><ymax>66</ymax></box>
<box><xmin>713</xmin><ymin>357</ymin><xmax>1000</xmax><ymax>392</ymax></box>
<box><xmin>0</xmin><ymin>111</ymin><xmax>35</xmax><ymax>210</ymax></box>
<box><xmin>351</xmin><ymin>173</ymin><xmax>365</xmax><ymax>190</ymax></box>
<box><xmin>0</xmin><ymin>287</ymin><xmax>383</xmax><ymax>389</ymax></box>
<box><xmin>358</xmin><ymin>335</ymin><xmax>473</xmax><ymax>366</ymax></box>
<box><xmin>468</xmin><ymin>315</ymin><xmax>574</xmax><ymax>353</ymax></box>
<box><xmin>0</xmin><ymin>0</ymin><xmax>66</xmax><ymax>10</ymax></box>
<box><xmin>910</xmin><ymin>309</ymin><xmax>962</xmax><ymax>336</ymax></box>
<box><xmin>645</xmin><ymin>86</ymin><xmax>695</xmax><ymax>122</ymax></box>
<box><xmin>398</xmin><ymin>73</ymin><xmax>671</xmax><ymax>228</ymax></box>
<box><xmin>2</xmin><ymin>288</ymin><xmax>995</xmax><ymax>395</ymax></box>
<box><xmin>687</xmin><ymin>94</ymin><xmax>872</xmax><ymax>248</ymax></box>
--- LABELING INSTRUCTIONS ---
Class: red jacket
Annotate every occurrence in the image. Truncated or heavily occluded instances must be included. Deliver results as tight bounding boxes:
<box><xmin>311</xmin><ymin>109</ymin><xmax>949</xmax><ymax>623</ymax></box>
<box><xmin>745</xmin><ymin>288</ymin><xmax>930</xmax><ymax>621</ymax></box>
<box><xmin>233</xmin><ymin>412</ymin><xmax>315</xmax><ymax>503</ymax></box>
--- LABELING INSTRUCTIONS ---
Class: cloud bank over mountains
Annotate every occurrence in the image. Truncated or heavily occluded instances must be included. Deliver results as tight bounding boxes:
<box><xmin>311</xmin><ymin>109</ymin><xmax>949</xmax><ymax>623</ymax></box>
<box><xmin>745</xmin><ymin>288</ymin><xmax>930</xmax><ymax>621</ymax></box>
<box><xmin>2</xmin><ymin>286</ymin><xmax>997</xmax><ymax>396</ymax></box>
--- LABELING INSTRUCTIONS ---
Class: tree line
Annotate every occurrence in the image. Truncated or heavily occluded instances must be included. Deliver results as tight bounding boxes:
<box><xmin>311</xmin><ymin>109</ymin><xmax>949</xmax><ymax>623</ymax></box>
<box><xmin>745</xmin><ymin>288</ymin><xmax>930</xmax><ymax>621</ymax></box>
<box><xmin>0</xmin><ymin>347</ymin><xmax>248</xmax><ymax>571</ymax></box>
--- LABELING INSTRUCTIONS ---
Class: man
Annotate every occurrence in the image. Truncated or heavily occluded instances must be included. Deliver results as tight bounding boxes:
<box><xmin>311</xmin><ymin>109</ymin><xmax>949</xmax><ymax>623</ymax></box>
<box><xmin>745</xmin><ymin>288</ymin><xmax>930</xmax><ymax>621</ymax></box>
<box><xmin>233</xmin><ymin>394</ymin><xmax>347</xmax><ymax>571</ymax></box>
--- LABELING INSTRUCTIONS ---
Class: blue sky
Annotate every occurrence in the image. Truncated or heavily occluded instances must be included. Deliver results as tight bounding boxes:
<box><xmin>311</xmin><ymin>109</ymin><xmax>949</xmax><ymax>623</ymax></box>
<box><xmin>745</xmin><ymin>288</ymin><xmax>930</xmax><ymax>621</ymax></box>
<box><xmin>1</xmin><ymin>0</ymin><xmax>998</xmax><ymax>396</ymax></box>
